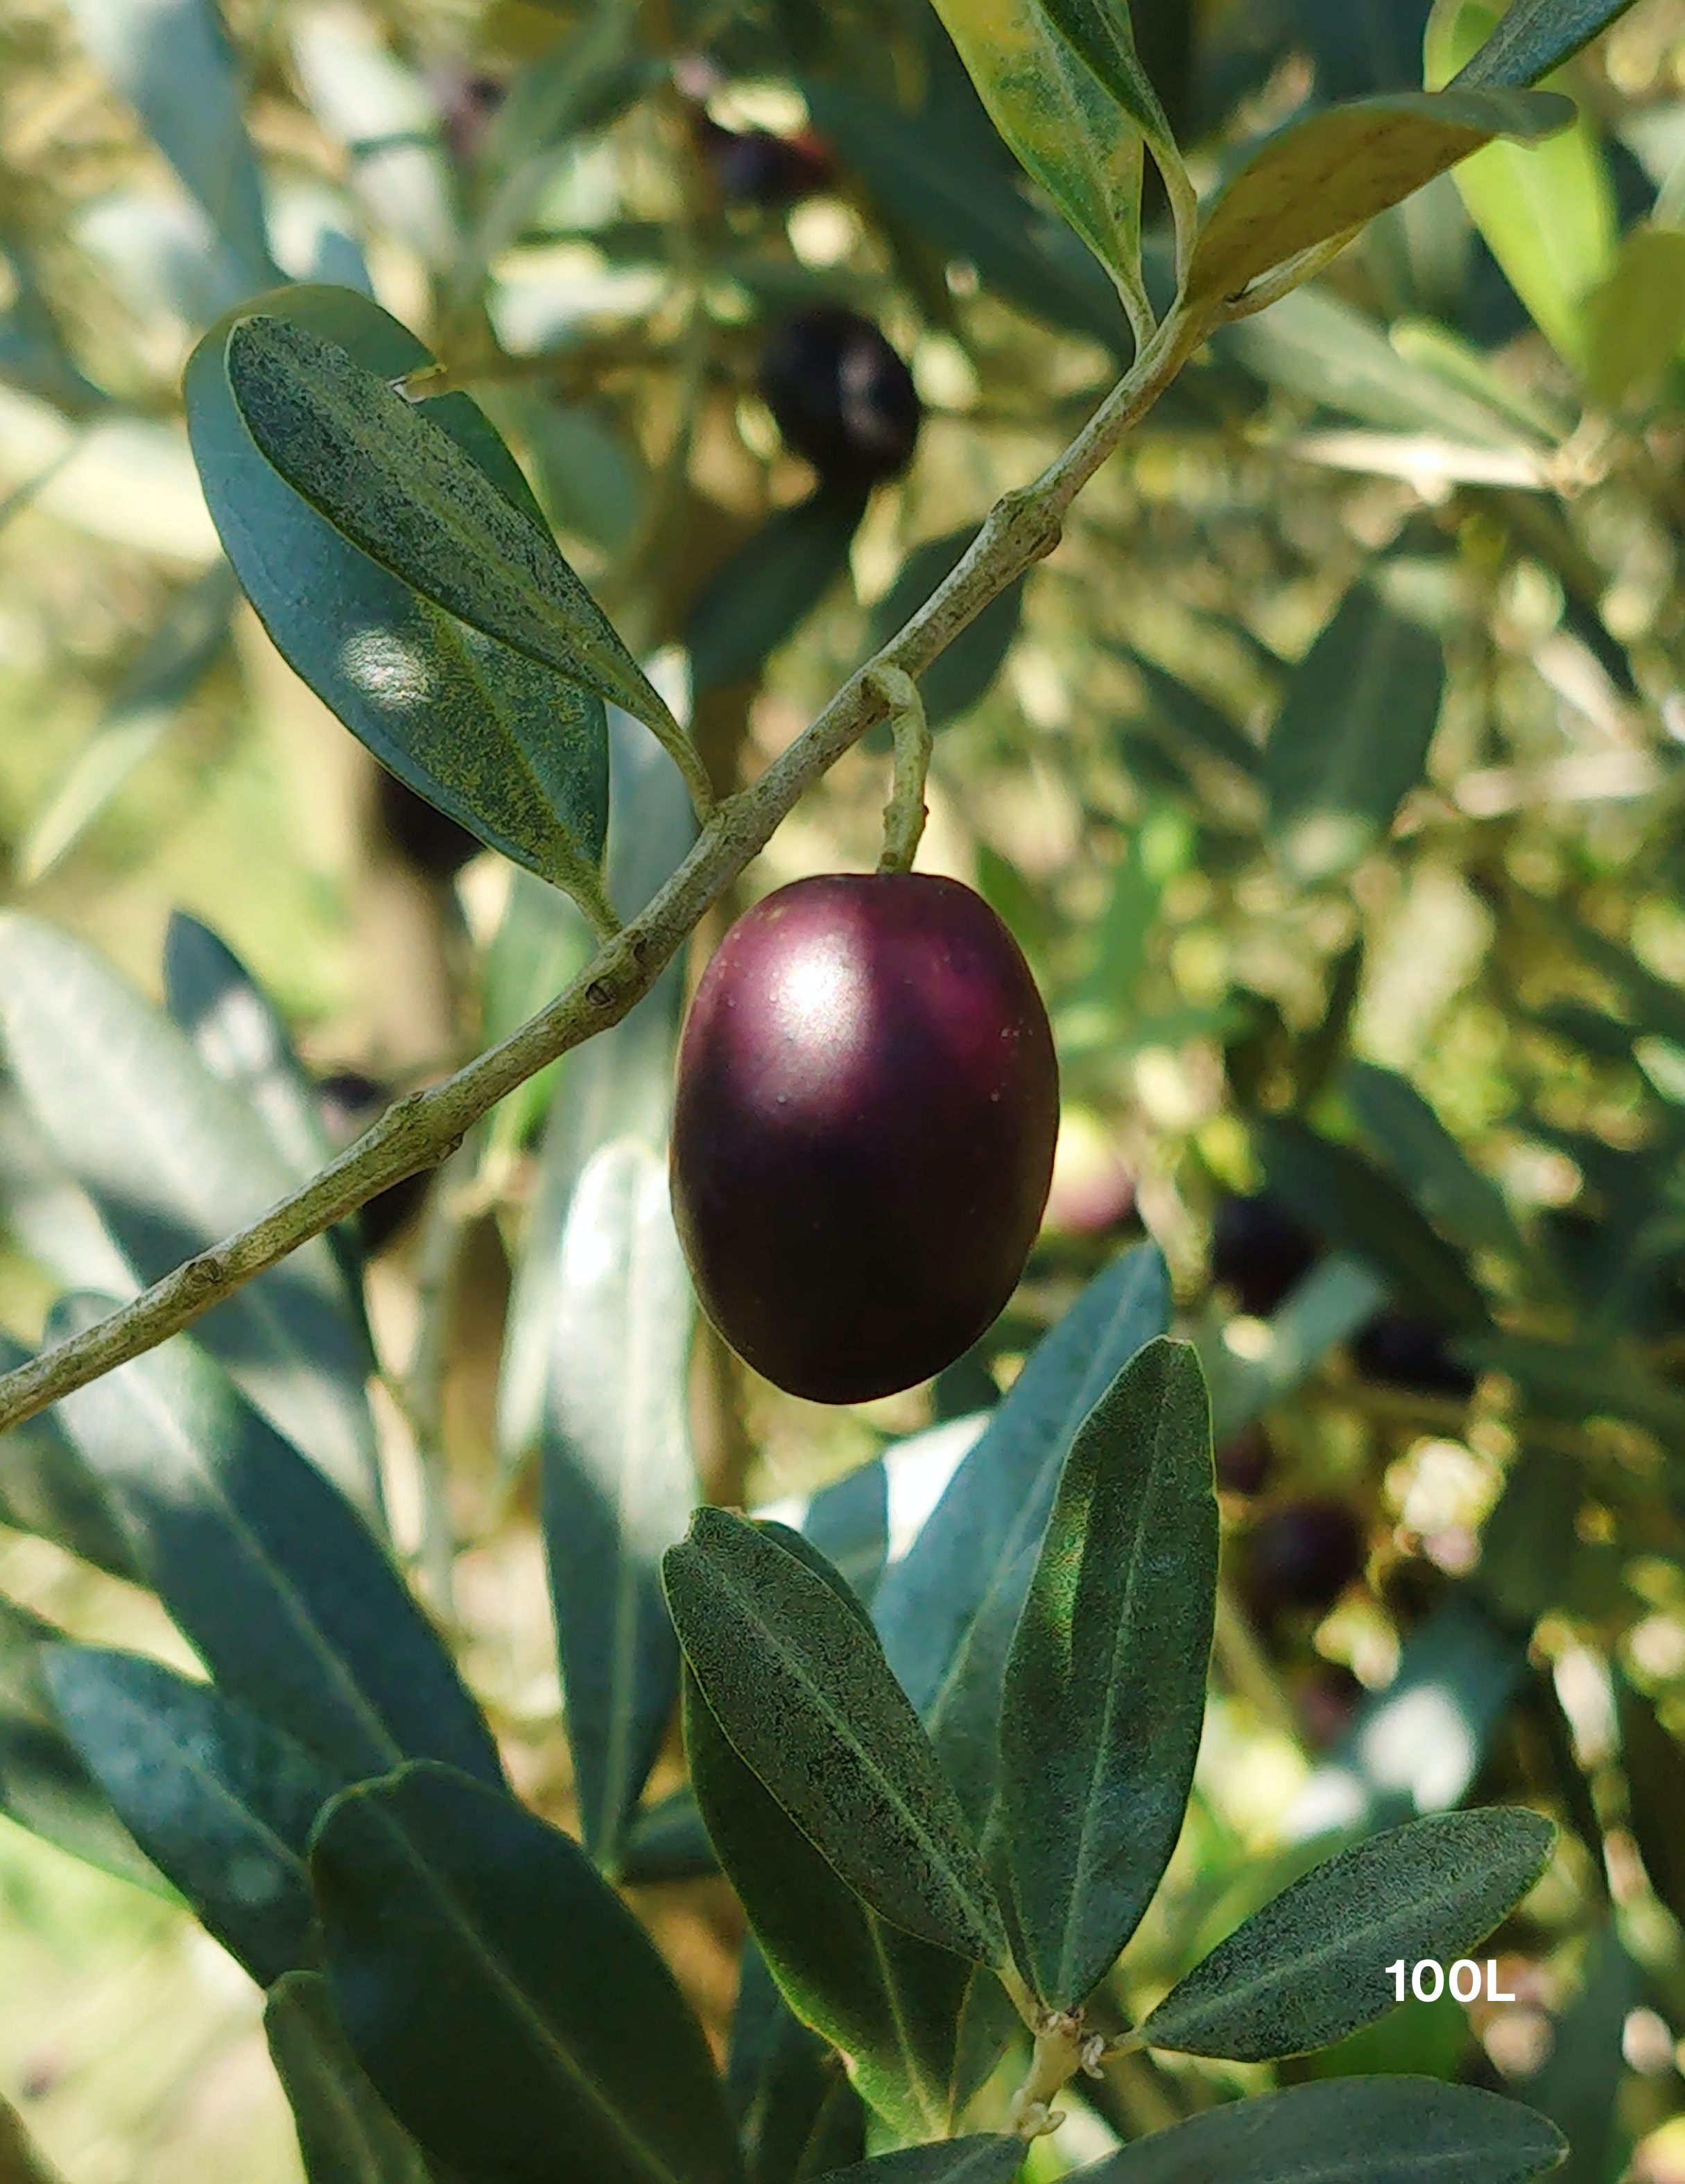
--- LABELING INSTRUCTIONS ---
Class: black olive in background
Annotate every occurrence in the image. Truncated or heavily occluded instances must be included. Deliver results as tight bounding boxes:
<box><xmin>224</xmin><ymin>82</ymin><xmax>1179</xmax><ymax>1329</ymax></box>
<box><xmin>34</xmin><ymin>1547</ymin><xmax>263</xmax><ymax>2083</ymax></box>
<box><xmin>375</xmin><ymin>768</ymin><xmax>483</xmax><ymax>881</ymax></box>
<box><xmin>697</xmin><ymin>115</ymin><xmax>833</xmax><ymax>205</ymax></box>
<box><xmin>1210</xmin><ymin>1191</ymin><xmax>1321</xmax><ymax>1318</ymax></box>
<box><xmin>316</xmin><ymin>1069</ymin><xmax>435</xmax><ymax>1254</ymax></box>
<box><xmin>1245</xmin><ymin>1496</ymin><xmax>1367</xmax><ymax>1620</ymax></box>
<box><xmin>759</xmin><ymin>306</ymin><xmax>922</xmax><ymax>487</ymax></box>
<box><xmin>1215</xmin><ymin>1421</ymin><xmax>1273</xmax><ymax>1496</ymax></box>
<box><xmin>1352</xmin><ymin>1310</ymin><xmax>1478</xmax><ymax>1400</ymax></box>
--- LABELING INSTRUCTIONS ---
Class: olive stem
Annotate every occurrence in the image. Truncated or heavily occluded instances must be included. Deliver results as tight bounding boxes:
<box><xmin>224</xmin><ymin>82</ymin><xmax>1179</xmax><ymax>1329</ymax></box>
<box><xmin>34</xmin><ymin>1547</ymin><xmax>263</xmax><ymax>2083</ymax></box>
<box><xmin>870</xmin><ymin>666</ymin><xmax>933</xmax><ymax>874</ymax></box>
<box><xmin>0</xmin><ymin>297</ymin><xmax>1213</xmax><ymax>1439</ymax></box>
<box><xmin>1005</xmin><ymin>2007</ymin><xmax>1089</xmax><ymax>2138</ymax></box>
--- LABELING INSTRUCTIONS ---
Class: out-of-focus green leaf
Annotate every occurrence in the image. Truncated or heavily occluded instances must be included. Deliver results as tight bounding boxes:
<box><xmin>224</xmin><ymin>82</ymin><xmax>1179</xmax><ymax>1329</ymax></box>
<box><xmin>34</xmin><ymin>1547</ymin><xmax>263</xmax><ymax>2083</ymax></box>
<box><xmin>0</xmin><ymin>912</ymin><xmax>381</xmax><ymax>1516</ymax></box>
<box><xmin>803</xmin><ymin>1462</ymin><xmax>890</xmax><ymax>1611</ymax></box>
<box><xmin>184</xmin><ymin>283</ymin><xmax>612</xmax><ymax>897</ymax></box>
<box><xmin>1618</xmin><ymin>1673</ymin><xmax>1685</xmax><ymax>1928</ymax></box>
<box><xmin>1286</xmin><ymin>1595</ymin><xmax>1528</xmax><ymax>1840</ymax></box>
<box><xmin>666</xmin><ymin>1509</ymin><xmax>1007</xmax><ymax>1966</ymax></box>
<box><xmin>311</xmin><ymin>1760</ymin><xmax>741</xmax><ymax>2184</ymax></box>
<box><xmin>161</xmin><ymin>910</ymin><xmax>372</xmax><ymax>1319</ymax></box>
<box><xmin>1450</xmin><ymin>0</ymin><xmax>1645</xmax><ymax>89</ymax></box>
<box><xmin>1109</xmin><ymin>645</ymin><xmax>1261</xmax><ymax>779</ymax></box>
<box><xmin>500</xmin><ymin>390</ymin><xmax>646</xmax><ymax>557</ymax></box>
<box><xmin>162</xmin><ymin>911</ymin><xmax>335</xmax><ymax>1186</ymax></box>
<box><xmin>1217</xmin><ymin>284</ymin><xmax>1557</xmax><ymax>447</ymax></box>
<box><xmin>728</xmin><ymin>1943</ymin><xmax>865</xmax><ymax>2184</ymax></box>
<box><xmin>541</xmin><ymin>1138</ymin><xmax>695</xmax><ymax>1868</ymax></box>
<box><xmin>868</xmin><ymin>528</ymin><xmax>1026</xmax><ymax>729</ymax></box>
<box><xmin>67</xmin><ymin>0</ymin><xmax>280</xmax><ymax>291</ymax></box>
<box><xmin>684</xmin><ymin>1664</ymin><xmax>1002</xmax><ymax>2142</ymax></box>
<box><xmin>19</xmin><ymin>563</ymin><xmax>238</xmax><ymax>885</ymax></box>
<box><xmin>1345</xmin><ymin>1062</ymin><xmax>1531</xmax><ymax>1265</ymax></box>
<box><xmin>1205</xmin><ymin>1254</ymin><xmax>1391</xmax><ymax>1439</ymax></box>
<box><xmin>497</xmin><ymin>697</ymin><xmax>695</xmax><ymax>1468</ymax></box>
<box><xmin>1001</xmin><ymin>1341</ymin><xmax>1216</xmax><ymax>2007</ymax></box>
<box><xmin>1063</xmin><ymin>2078</ymin><xmax>1564</xmax><ymax>2184</ymax></box>
<box><xmin>266</xmin><ymin>1970</ymin><xmax>439</xmax><ymax>2184</ymax></box>
<box><xmin>1582</xmin><ymin>225</ymin><xmax>1685</xmax><ymax>407</ymax></box>
<box><xmin>49</xmin><ymin>1312</ymin><xmax>504</xmax><ymax>1793</ymax></box>
<box><xmin>1256</xmin><ymin>1116</ymin><xmax>1489</xmax><ymax>1331</ymax></box>
<box><xmin>1468</xmin><ymin>1329</ymin><xmax>1685</xmax><ymax>1442</ymax></box>
<box><xmin>1186</xmin><ymin>86</ymin><xmax>1571</xmax><ymax>307</ymax></box>
<box><xmin>480</xmin><ymin>867</ymin><xmax>594</xmax><ymax>1163</ymax></box>
<box><xmin>1509</xmin><ymin>1925</ymin><xmax>1634</xmax><ymax>2184</ymax></box>
<box><xmin>1141</xmin><ymin>1808</ymin><xmax>1552</xmax><ymax>2059</ymax></box>
<box><xmin>924</xmin><ymin>0</ymin><xmax>1150</xmax><ymax>314</ymax></box>
<box><xmin>0</xmin><ymin>1330</ymin><xmax>132</xmax><ymax>1577</ymax></box>
<box><xmin>814</xmin><ymin>2140</ymin><xmax>1024</xmax><ymax>2184</ymax></box>
<box><xmin>619</xmin><ymin>1783</ymin><xmax>717</xmax><ymax>1884</ymax></box>
<box><xmin>0</xmin><ymin>1595</ymin><xmax>164</xmax><ymax>1893</ymax></box>
<box><xmin>288</xmin><ymin>10</ymin><xmax>453</xmax><ymax>275</ymax></box>
<box><xmin>686</xmin><ymin>488</ymin><xmax>867</xmax><ymax>697</ymax></box>
<box><xmin>44</xmin><ymin>1645</ymin><xmax>336</xmax><ymax>1984</ymax></box>
<box><xmin>460</xmin><ymin>9</ymin><xmax>653</xmax><ymax>294</ymax></box>
<box><xmin>802</xmin><ymin>77</ymin><xmax>1132</xmax><ymax>354</ymax></box>
<box><xmin>1426</xmin><ymin>3</ymin><xmax>1614</xmax><ymax>368</ymax></box>
<box><xmin>1263</xmin><ymin>578</ymin><xmax>1445</xmax><ymax>882</ymax></box>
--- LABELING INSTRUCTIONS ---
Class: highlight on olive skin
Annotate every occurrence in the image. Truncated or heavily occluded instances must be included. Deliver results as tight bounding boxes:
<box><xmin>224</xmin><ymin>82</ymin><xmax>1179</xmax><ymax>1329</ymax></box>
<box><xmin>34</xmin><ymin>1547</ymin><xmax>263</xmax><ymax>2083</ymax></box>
<box><xmin>759</xmin><ymin>306</ymin><xmax>922</xmax><ymax>487</ymax></box>
<box><xmin>668</xmin><ymin>872</ymin><xmax>1059</xmax><ymax>1405</ymax></box>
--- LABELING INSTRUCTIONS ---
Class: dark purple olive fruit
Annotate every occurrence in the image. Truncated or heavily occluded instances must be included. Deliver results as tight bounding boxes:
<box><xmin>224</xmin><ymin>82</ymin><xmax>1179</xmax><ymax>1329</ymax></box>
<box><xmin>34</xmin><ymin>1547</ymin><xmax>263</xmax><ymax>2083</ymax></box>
<box><xmin>670</xmin><ymin>872</ymin><xmax>1059</xmax><ymax>1404</ymax></box>
<box><xmin>1211</xmin><ymin>1192</ymin><xmax>1321</xmax><ymax>1318</ymax></box>
<box><xmin>759</xmin><ymin>306</ymin><xmax>922</xmax><ymax>487</ymax></box>
<box><xmin>1245</xmin><ymin>1496</ymin><xmax>1366</xmax><ymax>1619</ymax></box>
<box><xmin>698</xmin><ymin>116</ymin><xmax>833</xmax><ymax>205</ymax></box>
<box><xmin>316</xmin><ymin>1069</ymin><xmax>433</xmax><ymax>1254</ymax></box>
<box><xmin>1353</xmin><ymin>1310</ymin><xmax>1478</xmax><ymax>1400</ymax></box>
<box><xmin>374</xmin><ymin>769</ymin><xmax>483</xmax><ymax>879</ymax></box>
<box><xmin>1216</xmin><ymin>1421</ymin><xmax>1273</xmax><ymax>1496</ymax></box>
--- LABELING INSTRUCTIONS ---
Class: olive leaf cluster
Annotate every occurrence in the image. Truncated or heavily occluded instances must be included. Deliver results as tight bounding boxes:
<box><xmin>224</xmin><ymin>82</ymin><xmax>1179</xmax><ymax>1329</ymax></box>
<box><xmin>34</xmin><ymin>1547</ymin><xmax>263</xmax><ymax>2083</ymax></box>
<box><xmin>0</xmin><ymin>0</ymin><xmax>1664</xmax><ymax>2177</ymax></box>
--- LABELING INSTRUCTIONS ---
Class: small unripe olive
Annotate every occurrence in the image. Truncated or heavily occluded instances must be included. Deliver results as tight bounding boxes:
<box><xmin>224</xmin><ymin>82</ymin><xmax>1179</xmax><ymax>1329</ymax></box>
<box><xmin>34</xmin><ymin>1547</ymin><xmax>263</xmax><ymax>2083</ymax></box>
<box><xmin>669</xmin><ymin>872</ymin><xmax>1058</xmax><ymax>1403</ymax></box>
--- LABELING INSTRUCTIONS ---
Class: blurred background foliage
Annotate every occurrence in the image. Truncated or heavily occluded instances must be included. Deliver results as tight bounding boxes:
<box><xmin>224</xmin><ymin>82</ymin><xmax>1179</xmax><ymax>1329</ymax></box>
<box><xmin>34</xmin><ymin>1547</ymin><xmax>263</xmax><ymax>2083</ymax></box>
<box><xmin>8</xmin><ymin>0</ymin><xmax>1685</xmax><ymax>2175</ymax></box>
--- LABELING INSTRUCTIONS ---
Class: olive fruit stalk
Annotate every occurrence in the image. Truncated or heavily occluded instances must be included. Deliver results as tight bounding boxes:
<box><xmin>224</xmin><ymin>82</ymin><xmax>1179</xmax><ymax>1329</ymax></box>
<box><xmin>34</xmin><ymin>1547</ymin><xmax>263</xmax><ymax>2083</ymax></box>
<box><xmin>669</xmin><ymin>873</ymin><xmax>1059</xmax><ymax>1403</ymax></box>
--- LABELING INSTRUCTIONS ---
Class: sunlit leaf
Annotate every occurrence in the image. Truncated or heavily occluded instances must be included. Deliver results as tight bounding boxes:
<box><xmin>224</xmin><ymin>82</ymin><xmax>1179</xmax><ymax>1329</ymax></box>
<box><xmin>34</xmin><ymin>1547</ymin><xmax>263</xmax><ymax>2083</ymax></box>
<box><xmin>1141</xmin><ymin>1808</ymin><xmax>1552</xmax><ymax>2059</ymax></box>
<box><xmin>1001</xmin><ymin>1340</ymin><xmax>1216</xmax><ymax>2006</ymax></box>
<box><xmin>1187</xmin><ymin>86</ymin><xmax>1571</xmax><ymax>308</ymax></box>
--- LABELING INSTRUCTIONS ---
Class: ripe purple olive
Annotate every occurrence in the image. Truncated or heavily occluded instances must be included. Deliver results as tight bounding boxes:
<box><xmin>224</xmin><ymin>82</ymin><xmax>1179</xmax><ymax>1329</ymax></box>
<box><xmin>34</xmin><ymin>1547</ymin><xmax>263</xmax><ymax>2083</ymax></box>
<box><xmin>696</xmin><ymin>115</ymin><xmax>833</xmax><ymax>206</ymax></box>
<box><xmin>1352</xmin><ymin>1310</ymin><xmax>1477</xmax><ymax>1400</ymax></box>
<box><xmin>1211</xmin><ymin>1191</ymin><xmax>1321</xmax><ymax>1318</ymax></box>
<box><xmin>669</xmin><ymin>872</ymin><xmax>1059</xmax><ymax>1404</ymax></box>
<box><xmin>759</xmin><ymin>306</ymin><xmax>922</xmax><ymax>487</ymax></box>
<box><xmin>1245</xmin><ymin>1496</ymin><xmax>1367</xmax><ymax>1620</ymax></box>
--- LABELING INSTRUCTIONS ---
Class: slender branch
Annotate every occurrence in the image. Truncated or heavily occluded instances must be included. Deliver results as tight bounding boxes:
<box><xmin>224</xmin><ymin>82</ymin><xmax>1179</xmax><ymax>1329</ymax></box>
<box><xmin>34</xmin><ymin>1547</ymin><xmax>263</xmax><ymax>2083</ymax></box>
<box><xmin>1218</xmin><ymin>225</ymin><xmax>1363</xmax><ymax>324</ymax></box>
<box><xmin>0</xmin><ymin>302</ymin><xmax>1206</xmax><ymax>1443</ymax></box>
